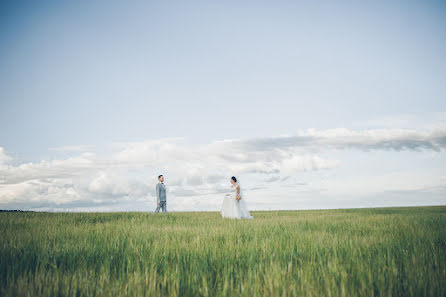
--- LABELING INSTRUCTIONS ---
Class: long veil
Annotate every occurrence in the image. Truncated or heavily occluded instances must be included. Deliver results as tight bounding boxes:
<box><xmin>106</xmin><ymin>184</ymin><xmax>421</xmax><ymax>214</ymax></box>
<box><xmin>235</xmin><ymin>178</ymin><xmax>243</xmax><ymax>198</ymax></box>
<box><xmin>235</xmin><ymin>177</ymin><xmax>253</xmax><ymax>219</ymax></box>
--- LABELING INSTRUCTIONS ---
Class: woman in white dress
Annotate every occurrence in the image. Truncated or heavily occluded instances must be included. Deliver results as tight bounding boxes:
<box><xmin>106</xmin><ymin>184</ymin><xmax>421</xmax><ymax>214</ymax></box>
<box><xmin>221</xmin><ymin>176</ymin><xmax>253</xmax><ymax>219</ymax></box>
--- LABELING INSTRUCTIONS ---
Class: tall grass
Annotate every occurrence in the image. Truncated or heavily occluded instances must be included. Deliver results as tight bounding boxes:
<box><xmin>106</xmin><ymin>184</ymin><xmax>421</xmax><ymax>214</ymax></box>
<box><xmin>1</xmin><ymin>207</ymin><xmax>445</xmax><ymax>296</ymax></box>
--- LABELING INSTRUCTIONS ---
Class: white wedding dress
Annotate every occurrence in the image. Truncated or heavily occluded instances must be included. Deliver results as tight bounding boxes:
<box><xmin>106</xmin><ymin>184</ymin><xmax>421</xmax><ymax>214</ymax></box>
<box><xmin>221</xmin><ymin>183</ymin><xmax>253</xmax><ymax>219</ymax></box>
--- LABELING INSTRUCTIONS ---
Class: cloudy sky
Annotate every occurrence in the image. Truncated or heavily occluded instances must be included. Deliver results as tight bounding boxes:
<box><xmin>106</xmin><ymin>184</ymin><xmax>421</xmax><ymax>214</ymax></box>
<box><xmin>1</xmin><ymin>0</ymin><xmax>445</xmax><ymax>211</ymax></box>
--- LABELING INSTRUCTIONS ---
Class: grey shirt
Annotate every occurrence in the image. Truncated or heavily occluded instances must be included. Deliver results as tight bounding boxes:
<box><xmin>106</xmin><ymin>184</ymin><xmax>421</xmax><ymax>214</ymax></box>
<box><xmin>156</xmin><ymin>182</ymin><xmax>167</xmax><ymax>203</ymax></box>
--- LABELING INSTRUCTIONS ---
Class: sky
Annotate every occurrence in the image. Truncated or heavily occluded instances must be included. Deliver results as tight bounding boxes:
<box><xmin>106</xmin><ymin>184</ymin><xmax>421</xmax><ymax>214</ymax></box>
<box><xmin>0</xmin><ymin>0</ymin><xmax>445</xmax><ymax>211</ymax></box>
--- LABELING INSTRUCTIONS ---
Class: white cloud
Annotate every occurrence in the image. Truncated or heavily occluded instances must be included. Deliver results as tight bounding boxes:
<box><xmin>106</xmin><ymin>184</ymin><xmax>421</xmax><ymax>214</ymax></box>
<box><xmin>238</xmin><ymin>128</ymin><xmax>446</xmax><ymax>152</ymax></box>
<box><xmin>0</xmin><ymin>127</ymin><xmax>445</xmax><ymax>211</ymax></box>
<box><xmin>0</xmin><ymin>147</ymin><xmax>12</xmax><ymax>165</ymax></box>
<box><xmin>2</xmin><ymin>152</ymin><xmax>99</xmax><ymax>184</ymax></box>
<box><xmin>315</xmin><ymin>170</ymin><xmax>446</xmax><ymax>197</ymax></box>
<box><xmin>280</xmin><ymin>155</ymin><xmax>340</xmax><ymax>176</ymax></box>
<box><xmin>88</xmin><ymin>171</ymin><xmax>132</xmax><ymax>196</ymax></box>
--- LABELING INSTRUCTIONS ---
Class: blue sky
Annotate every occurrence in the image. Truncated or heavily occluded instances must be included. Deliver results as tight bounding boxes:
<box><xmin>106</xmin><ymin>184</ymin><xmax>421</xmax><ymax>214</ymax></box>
<box><xmin>0</xmin><ymin>0</ymin><xmax>445</xmax><ymax>211</ymax></box>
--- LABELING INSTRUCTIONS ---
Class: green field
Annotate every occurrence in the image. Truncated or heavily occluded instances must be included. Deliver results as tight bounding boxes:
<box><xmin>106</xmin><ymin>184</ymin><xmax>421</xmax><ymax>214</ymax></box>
<box><xmin>1</xmin><ymin>207</ymin><xmax>445</xmax><ymax>297</ymax></box>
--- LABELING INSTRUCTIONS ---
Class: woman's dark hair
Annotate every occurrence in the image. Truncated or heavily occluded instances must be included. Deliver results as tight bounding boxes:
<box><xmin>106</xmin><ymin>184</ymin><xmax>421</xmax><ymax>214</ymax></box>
<box><xmin>231</xmin><ymin>176</ymin><xmax>237</xmax><ymax>183</ymax></box>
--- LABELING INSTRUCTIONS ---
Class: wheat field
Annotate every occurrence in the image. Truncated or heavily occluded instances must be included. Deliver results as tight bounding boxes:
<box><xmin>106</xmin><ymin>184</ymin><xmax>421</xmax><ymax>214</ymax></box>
<box><xmin>1</xmin><ymin>206</ymin><xmax>445</xmax><ymax>297</ymax></box>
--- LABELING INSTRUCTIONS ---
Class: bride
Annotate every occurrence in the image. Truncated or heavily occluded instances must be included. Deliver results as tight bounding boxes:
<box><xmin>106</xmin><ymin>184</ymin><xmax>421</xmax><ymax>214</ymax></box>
<box><xmin>221</xmin><ymin>176</ymin><xmax>253</xmax><ymax>219</ymax></box>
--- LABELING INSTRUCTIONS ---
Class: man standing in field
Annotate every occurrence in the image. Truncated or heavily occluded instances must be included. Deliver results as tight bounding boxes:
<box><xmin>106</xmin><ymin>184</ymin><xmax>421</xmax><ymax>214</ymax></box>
<box><xmin>154</xmin><ymin>175</ymin><xmax>167</xmax><ymax>214</ymax></box>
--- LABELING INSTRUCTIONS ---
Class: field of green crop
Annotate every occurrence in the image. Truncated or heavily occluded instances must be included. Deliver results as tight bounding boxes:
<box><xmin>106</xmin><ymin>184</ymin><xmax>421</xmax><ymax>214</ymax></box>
<box><xmin>1</xmin><ymin>206</ymin><xmax>445</xmax><ymax>297</ymax></box>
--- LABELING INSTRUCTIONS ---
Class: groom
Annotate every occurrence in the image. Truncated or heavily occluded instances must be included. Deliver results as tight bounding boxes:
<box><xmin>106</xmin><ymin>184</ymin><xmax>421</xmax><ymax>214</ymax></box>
<box><xmin>154</xmin><ymin>175</ymin><xmax>167</xmax><ymax>214</ymax></box>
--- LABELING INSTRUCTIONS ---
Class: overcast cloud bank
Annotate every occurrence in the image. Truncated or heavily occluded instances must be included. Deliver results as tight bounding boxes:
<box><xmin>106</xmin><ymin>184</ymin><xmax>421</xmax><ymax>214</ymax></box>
<box><xmin>1</xmin><ymin>127</ymin><xmax>445</xmax><ymax>211</ymax></box>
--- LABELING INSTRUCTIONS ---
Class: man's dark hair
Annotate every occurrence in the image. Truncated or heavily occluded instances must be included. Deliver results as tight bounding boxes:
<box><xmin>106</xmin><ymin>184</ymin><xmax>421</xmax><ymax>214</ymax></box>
<box><xmin>158</xmin><ymin>175</ymin><xmax>163</xmax><ymax>179</ymax></box>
